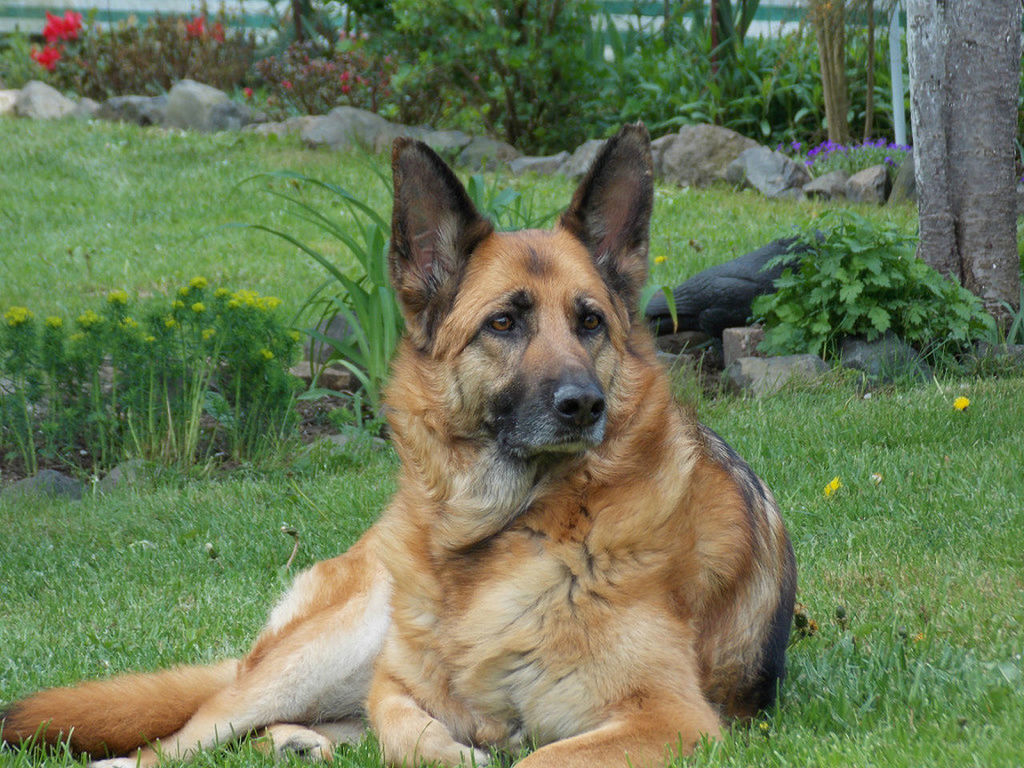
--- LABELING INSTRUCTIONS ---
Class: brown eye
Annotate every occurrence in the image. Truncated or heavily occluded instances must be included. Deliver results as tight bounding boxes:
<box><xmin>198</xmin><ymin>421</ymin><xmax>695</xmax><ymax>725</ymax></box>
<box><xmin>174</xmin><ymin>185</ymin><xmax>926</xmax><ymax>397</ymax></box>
<box><xmin>490</xmin><ymin>315</ymin><xmax>513</xmax><ymax>332</ymax></box>
<box><xmin>582</xmin><ymin>313</ymin><xmax>602</xmax><ymax>331</ymax></box>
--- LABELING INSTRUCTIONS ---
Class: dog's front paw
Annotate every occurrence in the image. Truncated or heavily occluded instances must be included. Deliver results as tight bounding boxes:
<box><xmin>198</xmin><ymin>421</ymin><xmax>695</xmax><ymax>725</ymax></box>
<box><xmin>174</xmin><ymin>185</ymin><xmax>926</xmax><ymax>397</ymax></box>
<box><xmin>89</xmin><ymin>759</ymin><xmax>144</xmax><ymax>768</ymax></box>
<box><xmin>264</xmin><ymin>723</ymin><xmax>334</xmax><ymax>761</ymax></box>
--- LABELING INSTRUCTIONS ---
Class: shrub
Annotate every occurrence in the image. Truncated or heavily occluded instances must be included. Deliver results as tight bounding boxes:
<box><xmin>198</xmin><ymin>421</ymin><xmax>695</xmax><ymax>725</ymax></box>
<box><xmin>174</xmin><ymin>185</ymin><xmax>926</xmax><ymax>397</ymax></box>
<box><xmin>0</xmin><ymin>280</ymin><xmax>300</xmax><ymax>475</ymax></box>
<box><xmin>798</xmin><ymin>138</ymin><xmax>912</xmax><ymax>177</ymax></box>
<box><xmin>254</xmin><ymin>37</ymin><xmax>395</xmax><ymax>119</ymax></box>
<box><xmin>752</xmin><ymin>211</ymin><xmax>994</xmax><ymax>360</ymax></box>
<box><xmin>28</xmin><ymin>7</ymin><xmax>256</xmax><ymax>99</ymax></box>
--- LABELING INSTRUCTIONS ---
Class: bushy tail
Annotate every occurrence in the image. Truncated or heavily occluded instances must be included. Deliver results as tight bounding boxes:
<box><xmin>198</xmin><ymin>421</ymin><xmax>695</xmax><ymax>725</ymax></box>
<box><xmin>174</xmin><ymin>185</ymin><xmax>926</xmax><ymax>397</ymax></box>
<box><xmin>1</xmin><ymin>659</ymin><xmax>238</xmax><ymax>756</ymax></box>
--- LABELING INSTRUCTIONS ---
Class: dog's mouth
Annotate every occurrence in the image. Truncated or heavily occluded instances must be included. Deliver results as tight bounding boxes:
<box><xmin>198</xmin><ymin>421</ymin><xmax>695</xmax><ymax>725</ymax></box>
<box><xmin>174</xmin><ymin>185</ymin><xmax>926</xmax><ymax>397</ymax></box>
<box><xmin>497</xmin><ymin>415</ymin><xmax>607</xmax><ymax>460</ymax></box>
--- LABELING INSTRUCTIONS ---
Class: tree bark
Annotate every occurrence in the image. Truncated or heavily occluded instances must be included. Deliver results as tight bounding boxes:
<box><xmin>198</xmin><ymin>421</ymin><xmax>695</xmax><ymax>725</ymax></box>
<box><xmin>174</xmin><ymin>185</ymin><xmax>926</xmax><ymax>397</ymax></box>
<box><xmin>810</xmin><ymin>0</ymin><xmax>851</xmax><ymax>144</ymax></box>
<box><xmin>906</xmin><ymin>0</ymin><xmax>1022</xmax><ymax>324</ymax></box>
<box><xmin>863</xmin><ymin>0</ymin><xmax>875</xmax><ymax>141</ymax></box>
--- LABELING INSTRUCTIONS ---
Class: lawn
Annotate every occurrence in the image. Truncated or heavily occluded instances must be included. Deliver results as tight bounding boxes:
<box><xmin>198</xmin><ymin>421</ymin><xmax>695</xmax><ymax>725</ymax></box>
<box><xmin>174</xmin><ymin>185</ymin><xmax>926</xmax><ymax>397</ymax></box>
<box><xmin>1</xmin><ymin>118</ymin><xmax>1022</xmax><ymax>767</ymax></box>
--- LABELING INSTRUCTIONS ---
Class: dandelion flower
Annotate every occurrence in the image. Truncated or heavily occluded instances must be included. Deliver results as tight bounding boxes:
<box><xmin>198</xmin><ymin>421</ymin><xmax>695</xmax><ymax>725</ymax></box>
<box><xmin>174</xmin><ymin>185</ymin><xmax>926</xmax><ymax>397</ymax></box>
<box><xmin>4</xmin><ymin>306</ymin><xmax>34</xmax><ymax>327</ymax></box>
<box><xmin>953</xmin><ymin>396</ymin><xmax>970</xmax><ymax>412</ymax></box>
<box><xmin>824</xmin><ymin>476</ymin><xmax>841</xmax><ymax>498</ymax></box>
<box><xmin>653</xmin><ymin>255</ymin><xmax>667</xmax><ymax>264</ymax></box>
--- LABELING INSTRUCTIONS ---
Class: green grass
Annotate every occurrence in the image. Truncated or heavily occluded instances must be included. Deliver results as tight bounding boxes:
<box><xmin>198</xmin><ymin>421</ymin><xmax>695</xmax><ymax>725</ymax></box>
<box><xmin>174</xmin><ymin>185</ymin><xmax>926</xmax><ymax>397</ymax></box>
<box><xmin>1</xmin><ymin>118</ymin><xmax>1021</xmax><ymax>767</ymax></box>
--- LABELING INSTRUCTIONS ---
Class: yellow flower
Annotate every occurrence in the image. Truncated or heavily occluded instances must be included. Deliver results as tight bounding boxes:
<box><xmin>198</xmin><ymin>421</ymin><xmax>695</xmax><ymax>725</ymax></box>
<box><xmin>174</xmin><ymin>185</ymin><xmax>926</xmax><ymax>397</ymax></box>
<box><xmin>172</xmin><ymin>299</ymin><xmax>185</xmax><ymax>310</ymax></box>
<box><xmin>120</xmin><ymin>316</ymin><xmax>138</xmax><ymax>329</ymax></box>
<box><xmin>76</xmin><ymin>309</ymin><xmax>102</xmax><ymax>329</ymax></box>
<box><xmin>288</xmin><ymin>330</ymin><xmax>301</xmax><ymax>342</ymax></box>
<box><xmin>653</xmin><ymin>255</ymin><xmax>667</xmax><ymax>264</ymax></box>
<box><xmin>953</xmin><ymin>396</ymin><xmax>970</xmax><ymax>412</ymax></box>
<box><xmin>45</xmin><ymin>315</ymin><xmax>63</xmax><ymax>329</ymax></box>
<box><xmin>214</xmin><ymin>287</ymin><xmax>230</xmax><ymax>299</ymax></box>
<box><xmin>164</xmin><ymin>316</ymin><xmax>178</xmax><ymax>329</ymax></box>
<box><xmin>143</xmin><ymin>335</ymin><xmax>156</xmax><ymax>343</ymax></box>
<box><xmin>69</xmin><ymin>332</ymin><xmax>86</xmax><ymax>343</ymax></box>
<box><xmin>824</xmin><ymin>476</ymin><xmax>841</xmax><ymax>498</ymax></box>
<box><xmin>259</xmin><ymin>348</ymin><xmax>274</xmax><ymax>361</ymax></box>
<box><xmin>107</xmin><ymin>289</ymin><xmax>129</xmax><ymax>305</ymax></box>
<box><xmin>178</xmin><ymin>285</ymin><xmax>191</xmax><ymax>297</ymax></box>
<box><xmin>202</xmin><ymin>328</ymin><xmax>216</xmax><ymax>341</ymax></box>
<box><xmin>191</xmin><ymin>302</ymin><xmax>205</xmax><ymax>314</ymax></box>
<box><xmin>189</xmin><ymin>276</ymin><xmax>208</xmax><ymax>289</ymax></box>
<box><xmin>258</xmin><ymin>296</ymin><xmax>282</xmax><ymax>311</ymax></box>
<box><xmin>4</xmin><ymin>306</ymin><xmax>34</xmax><ymax>327</ymax></box>
<box><xmin>231</xmin><ymin>289</ymin><xmax>260</xmax><ymax>308</ymax></box>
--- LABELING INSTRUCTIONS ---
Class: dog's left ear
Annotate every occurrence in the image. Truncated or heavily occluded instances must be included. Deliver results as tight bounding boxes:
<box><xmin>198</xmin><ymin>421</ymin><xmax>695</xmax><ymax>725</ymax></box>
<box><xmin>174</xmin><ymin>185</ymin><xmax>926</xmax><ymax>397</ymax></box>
<box><xmin>390</xmin><ymin>138</ymin><xmax>494</xmax><ymax>349</ymax></box>
<box><xmin>560</xmin><ymin>123</ymin><xmax>653</xmax><ymax>312</ymax></box>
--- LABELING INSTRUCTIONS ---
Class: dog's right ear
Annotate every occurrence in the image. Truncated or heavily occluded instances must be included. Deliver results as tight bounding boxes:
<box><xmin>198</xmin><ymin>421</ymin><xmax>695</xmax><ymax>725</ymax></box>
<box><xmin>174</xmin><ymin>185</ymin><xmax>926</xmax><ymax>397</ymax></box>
<box><xmin>390</xmin><ymin>138</ymin><xmax>494</xmax><ymax>350</ymax></box>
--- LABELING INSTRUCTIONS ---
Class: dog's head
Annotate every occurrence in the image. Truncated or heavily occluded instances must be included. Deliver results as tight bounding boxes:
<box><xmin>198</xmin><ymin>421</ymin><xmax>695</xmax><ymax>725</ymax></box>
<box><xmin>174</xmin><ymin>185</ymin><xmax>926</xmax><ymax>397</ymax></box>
<box><xmin>389</xmin><ymin>125</ymin><xmax>653</xmax><ymax>461</ymax></box>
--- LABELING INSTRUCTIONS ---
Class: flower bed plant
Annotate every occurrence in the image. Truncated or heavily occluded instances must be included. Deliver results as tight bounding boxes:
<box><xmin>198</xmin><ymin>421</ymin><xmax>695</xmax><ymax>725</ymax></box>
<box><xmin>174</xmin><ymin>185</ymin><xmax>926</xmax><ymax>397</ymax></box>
<box><xmin>1</xmin><ymin>280</ymin><xmax>300</xmax><ymax>476</ymax></box>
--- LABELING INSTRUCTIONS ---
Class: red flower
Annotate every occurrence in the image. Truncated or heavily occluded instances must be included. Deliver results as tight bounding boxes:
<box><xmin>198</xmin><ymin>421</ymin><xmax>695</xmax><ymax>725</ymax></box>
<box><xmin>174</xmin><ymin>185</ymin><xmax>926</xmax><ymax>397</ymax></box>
<box><xmin>31</xmin><ymin>44</ymin><xmax>62</xmax><ymax>71</ymax></box>
<box><xmin>281</xmin><ymin>80</ymin><xmax>293</xmax><ymax>90</ymax></box>
<box><xmin>341</xmin><ymin>83</ymin><xmax>351</xmax><ymax>95</ymax></box>
<box><xmin>185</xmin><ymin>15</ymin><xmax>205</xmax><ymax>38</ymax></box>
<box><xmin>243</xmin><ymin>87</ymin><xmax>253</xmax><ymax>100</ymax></box>
<box><xmin>340</xmin><ymin>70</ymin><xmax>350</xmax><ymax>82</ymax></box>
<box><xmin>211</xmin><ymin>21</ymin><xmax>225</xmax><ymax>42</ymax></box>
<box><xmin>42</xmin><ymin>10</ymin><xmax>82</xmax><ymax>43</ymax></box>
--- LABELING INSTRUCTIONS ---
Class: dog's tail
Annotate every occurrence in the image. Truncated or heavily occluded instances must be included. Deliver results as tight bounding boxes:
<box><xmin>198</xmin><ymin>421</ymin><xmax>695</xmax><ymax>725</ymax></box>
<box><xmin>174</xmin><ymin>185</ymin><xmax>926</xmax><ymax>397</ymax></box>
<box><xmin>1</xmin><ymin>659</ymin><xmax>238</xmax><ymax>756</ymax></box>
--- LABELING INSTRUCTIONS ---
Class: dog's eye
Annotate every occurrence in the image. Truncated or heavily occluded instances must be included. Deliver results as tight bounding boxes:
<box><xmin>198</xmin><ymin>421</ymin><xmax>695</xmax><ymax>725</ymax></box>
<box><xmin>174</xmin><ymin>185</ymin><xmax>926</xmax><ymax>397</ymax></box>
<box><xmin>581</xmin><ymin>313</ymin><xmax>602</xmax><ymax>332</ymax></box>
<box><xmin>490</xmin><ymin>315</ymin><xmax>514</xmax><ymax>332</ymax></box>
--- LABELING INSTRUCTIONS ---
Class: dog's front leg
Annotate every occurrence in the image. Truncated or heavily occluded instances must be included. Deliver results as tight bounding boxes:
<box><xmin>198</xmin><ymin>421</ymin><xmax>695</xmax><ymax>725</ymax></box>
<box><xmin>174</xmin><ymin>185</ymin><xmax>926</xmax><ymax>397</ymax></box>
<box><xmin>368</xmin><ymin>669</ymin><xmax>490</xmax><ymax>767</ymax></box>
<box><xmin>512</xmin><ymin>692</ymin><xmax>722</xmax><ymax>768</ymax></box>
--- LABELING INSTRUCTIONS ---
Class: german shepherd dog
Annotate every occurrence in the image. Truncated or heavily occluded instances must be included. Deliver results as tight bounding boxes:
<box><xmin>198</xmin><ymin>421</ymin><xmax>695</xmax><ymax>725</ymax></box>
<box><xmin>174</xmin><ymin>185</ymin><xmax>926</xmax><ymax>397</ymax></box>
<box><xmin>2</xmin><ymin>125</ymin><xmax>796</xmax><ymax>768</ymax></box>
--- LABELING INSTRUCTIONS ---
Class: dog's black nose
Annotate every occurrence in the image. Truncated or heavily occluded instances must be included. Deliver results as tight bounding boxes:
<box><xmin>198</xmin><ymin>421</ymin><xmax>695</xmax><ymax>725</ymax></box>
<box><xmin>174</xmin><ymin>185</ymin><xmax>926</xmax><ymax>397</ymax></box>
<box><xmin>552</xmin><ymin>381</ymin><xmax>605</xmax><ymax>427</ymax></box>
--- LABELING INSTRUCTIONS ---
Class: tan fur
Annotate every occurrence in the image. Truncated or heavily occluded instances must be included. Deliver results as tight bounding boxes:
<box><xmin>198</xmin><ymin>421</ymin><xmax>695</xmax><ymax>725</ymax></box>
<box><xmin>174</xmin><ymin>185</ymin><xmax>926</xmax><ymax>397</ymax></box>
<box><xmin>2</xmin><ymin>127</ymin><xmax>794</xmax><ymax>768</ymax></box>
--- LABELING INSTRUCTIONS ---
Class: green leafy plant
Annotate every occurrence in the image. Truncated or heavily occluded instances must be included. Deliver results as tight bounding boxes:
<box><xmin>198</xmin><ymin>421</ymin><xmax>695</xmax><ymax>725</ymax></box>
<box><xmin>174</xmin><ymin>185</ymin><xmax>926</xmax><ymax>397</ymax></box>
<box><xmin>0</xmin><ymin>281</ymin><xmax>300</xmax><ymax>476</ymax></box>
<box><xmin>752</xmin><ymin>211</ymin><xmax>994</xmax><ymax>359</ymax></box>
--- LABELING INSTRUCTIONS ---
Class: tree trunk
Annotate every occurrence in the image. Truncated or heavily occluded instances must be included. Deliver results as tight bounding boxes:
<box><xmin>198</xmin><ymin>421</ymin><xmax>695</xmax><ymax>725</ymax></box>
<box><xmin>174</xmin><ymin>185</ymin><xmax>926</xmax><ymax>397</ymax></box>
<box><xmin>863</xmin><ymin>0</ymin><xmax>875</xmax><ymax>141</ymax></box>
<box><xmin>906</xmin><ymin>0</ymin><xmax>1022</xmax><ymax>324</ymax></box>
<box><xmin>810</xmin><ymin>0</ymin><xmax>851</xmax><ymax>144</ymax></box>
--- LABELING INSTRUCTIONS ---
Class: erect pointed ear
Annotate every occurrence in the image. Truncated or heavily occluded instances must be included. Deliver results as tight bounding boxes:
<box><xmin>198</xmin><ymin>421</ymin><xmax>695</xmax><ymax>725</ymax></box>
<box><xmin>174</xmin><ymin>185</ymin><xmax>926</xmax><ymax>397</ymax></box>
<box><xmin>389</xmin><ymin>138</ymin><xmax>494</xmax><ymax>349</ymax></box>
<box><xmin>559</xmin><ymin>123</ymin><xmax>653</xmax><ymax>312</ymax></box>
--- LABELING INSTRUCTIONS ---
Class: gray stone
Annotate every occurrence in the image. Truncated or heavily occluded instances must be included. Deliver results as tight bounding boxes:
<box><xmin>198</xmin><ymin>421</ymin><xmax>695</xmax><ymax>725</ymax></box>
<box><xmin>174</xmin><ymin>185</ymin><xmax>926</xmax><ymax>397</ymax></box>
<box><xmin>888</xmin><ymin>154</ymin><xmax>916</xmax><ymax>205</ymax></box>
<box><xmin>726</xmin><ymin>146</ymin><xmax>811</xmax><ymax>198</ymax></box>
<box><xmin>96</xmin><ymin>95</ymin><xmax>168</xmax><ymax>126</ymax></box>
<box><xmin>14</xmin><ymin>80</ymin><xmax>75</xmax><ymax>119</ymax></box>
<box><xmin>420</xmin><ymin>129</ymin><xmax>474</xmax><ymax>157</ymax></box>
<box><xmin>300</xmin><ymin>106</ymin><xmax>415</xmax><ymax>152</ymax></box>
<box><xmin>304</xmin><ymin>312</ymin><xmax>358</xmax><ymax>364</ymax></box>
<box><xmin>970</xmin><ymin>341</ymin><xmax>1024</xmax><ymax>367</ymax></box>
<box><xmin>839</xmin><ymin>332</ymin><xmax>932</xmax><ymax>384</ymax></box>
<box><xmin>659</xmin><ymin>124</ymin><xmax>759</xmax><ymax>188</ymax></box>
<box><xmin>649</xmin><ymin>133</ymin><xmax>677</xmax><ymax>178</ymax></box>
<box><xmin>0</xmin><ymin>89</ymin><xmax>18</xmax><ymax>116</ymax></box>
<box><xmin>70</xmin><ymin>97</ymin><xmax>100</xmax><ymax>120</ymax></box>
<box><xmin>244</xmin><ymin>115</ymin><xmax>316</xmax><ymax>137</ymax></box>
<box><xmin>165</xmin><ymin>79</ymin><xmax>254</xmax><ymax>133</ymax></box>
<box><xmin>510</xmin><ymin>152</ymin><xmax>569</xmax><ymax>177</ymax></box>
<box><xmin>655</xmin><ymin>351</ymin><xmax>682</xmax><ymax>370</ymax></box>
<box><xmin>98</xmin><ymin>459</ymin><xmax>151</xmax><ymax>493</ymax></box>
<box><xmin>207</xmin><ymin>99</ymin><xmax>255</xmax><ymax>132</ymax></box>
<box><xmin>4</xmin><ymin>469</ymin><xmax>83</xmax><ymax>500</ymax></box>
<box><xmin>456</xmin><ymin>135</ymin><xmax>520</xmax><ymax>171</ymax></box>
<box><xmin>558</xmin><ymin>139</ymin><xmax>607</xmax><ymax>178</ymax></box>
<box><xmin>725</xmin><ymin>354</ymin><xmax>829</xmax><ymax>396</ymax></box>
<box><xmin>722</xmin><ymin>326</ymin><xmax>766</xmax><ymax>368</ymax></box>
<box><xmin>803</xmin><ymin>169</ymin><xmax>850</xmax><ymax>200</ymax></box>
<box><xmin>654</xmin><ymin>330</ymin><xmax>711</xmax><ymax>354</ymax></box>
<box><xmin>290</xmin><ymin>361</ymin><xmax>355</xmax><ymax>392</ymax></box>
<box><xmin>845</xmin><ymin>164</ymin><xmax>890</xmax><ymax>205</ymax></box>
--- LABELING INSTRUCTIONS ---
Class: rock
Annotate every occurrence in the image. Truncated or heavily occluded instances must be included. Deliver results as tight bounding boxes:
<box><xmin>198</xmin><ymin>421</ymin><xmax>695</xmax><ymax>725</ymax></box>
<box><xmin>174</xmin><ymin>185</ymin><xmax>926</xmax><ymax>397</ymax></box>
<box><xmin>456</xmin><ymin>135</ymin><xmax>520</xmax><ymax>171</ymax></box>
<box><xmin>845</xmin><ymin>164</ymin><xmax>890</xmax><ymax>205</ymax></box>
<box><xmin>724</xmin><ymin>355</ymin><xmax>829</xmax><ymax>396</ymax></box>
<box><xmin>653</xmin><ymin>330</ymin><xmax>711</xmax><ymax>354</ymax></box>
<box><xmin>969</xmin><ymin>341</ymin><xmax>1024</xmax><ymax>367</ymax></box>
<box><xmin>722</xmin><ymin>326</ymin><xmax>766</xmax><ymax>368</ymax></box>
<box><xmin>659</xmin><ymin>124</ymin><xmax>760</xmax><ymax>188</ymax></box>
<box><xmin>510</xmin><ymin>152</ymin><xmax>569</xmax><ymax>177</ymax></box>
<box><xmin>649</xmin><ymin>133</ymin><xmax>677</xmax><ymax>178</ymax></box>
<box><xmin>726</xmin><ymin>146</ymin><xmax>811</xmax><ymax>198</ymax></box>
<box><xmin>290</xmin><ymin>361</ymin><xmax>355</xmax><ymax>392</ymax></box>
<box><xmin>887</xmin><ymin>154</ymin><xmax>916</xmax><ymax>205</ymax></box>
<box><xmin>300</xmin><ymin>106</ymin><xmax>417</xmax><ymax>152</ymax></box>
<box><xmin>0</xmin><ymin>89</ymin><xmax>18</xmax><ymax>116</ymax></box>
<box><xmin>803</xmin><ymin>169</ymin><xmax>849</xmax><ymax>200</ymax></box>
<box><xmin>559</xmin><ymin>139</ymin><xmax>607</xmax><ymax>178</ymax></box>
<box><xmin>645</xmin><ymin>236</ymin><xmax>809</xmax><ymax>337</ymax></box>
<box><xmin>98</xmin><ymin>459</ymin><xmax>151</xmax><ymax>493</ymax></box>
<box><xmin>304</xmin><ymin>313</ymin><xmax>358</xmax><ymax>364</ymax></box>
<box><xmin>655</xmin><ymin>351</ymin><xmax>682</xmax><ymax>370</ymax></box>
<box><xmin>4</xmin><ymin>469</ymin><xmax>83</xmax><ymax>500</ymax></box>
<box><xmin>165</xmin><ymin>79</ymin><xmax>255</xmax><ymax>132</ymax></box>
<box><xmin>70</xmin><ymin>97</ymin><xmax>100</xmax><ymax>120</ymax></box>
<box><xmin>420</xmin><ymin>129</ymin><xmax>474</xmax><ymax>158</ymax></box>
<box><xmin>96</xmin><ymin>95</ymin><xmax>168</xmax><ymax>126</ymax></box>
<box><xmin>244</xmin><ymin>115</ymin><xmax>316</xmax><ymax>137</ymax></box>
<box><xmin>839</xmin><ymin>332</ymin><xmax>932</xmax><ymax>384</ymax></box>
<box><xmin>14</xmin><ymin>80</ymin><xmax>75</xmax><ymax>119</ymax></box>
